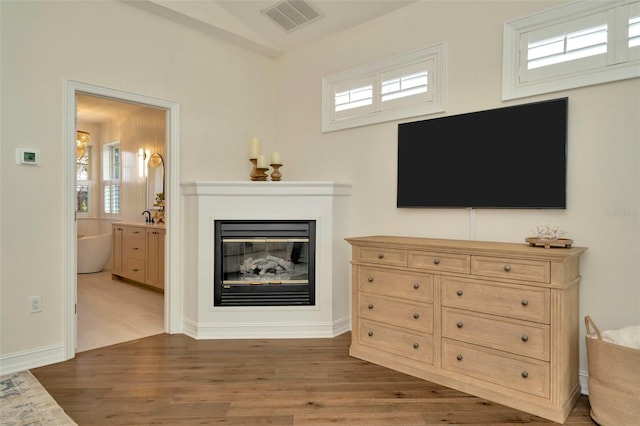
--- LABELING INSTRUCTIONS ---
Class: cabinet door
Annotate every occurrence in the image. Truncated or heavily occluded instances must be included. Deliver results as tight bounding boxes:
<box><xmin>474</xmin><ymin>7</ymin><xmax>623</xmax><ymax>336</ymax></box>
<box><xmin>146</xmin><ymin>229</ymin><xmax>165</xmax><ymax>290</ymax></box>
<box><xmin>112</xmin><ymin>225</ymin><xmax>123</xmax><ymax>274</ymax></box>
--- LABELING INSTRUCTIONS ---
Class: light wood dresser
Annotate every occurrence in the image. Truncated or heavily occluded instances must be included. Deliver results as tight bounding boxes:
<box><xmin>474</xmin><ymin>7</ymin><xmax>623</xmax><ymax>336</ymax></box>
<box><xmin>346</xmin><ymin>236</ymin><xmax>587</xmax><ymax>424</ymax></box>
<box><xmin>112</xmin><ymin>223</ymin><xmax>165</xmax><ymax>291</ymax></box>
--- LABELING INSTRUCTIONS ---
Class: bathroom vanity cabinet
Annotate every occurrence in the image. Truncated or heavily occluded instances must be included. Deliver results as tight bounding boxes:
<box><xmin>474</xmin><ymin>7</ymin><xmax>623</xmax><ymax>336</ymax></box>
<box><xmin>346</xmin><ymin>235</ymin><xmax>587</xmax><ymax>424</ymax></box>
<box><xmin>112</xmin><ymin>223</ymin><xmax>165</xmax><ymax>291</ymax></box>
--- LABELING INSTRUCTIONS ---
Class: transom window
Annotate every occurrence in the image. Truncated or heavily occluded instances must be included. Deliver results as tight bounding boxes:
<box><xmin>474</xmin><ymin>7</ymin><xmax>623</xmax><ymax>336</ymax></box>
<box><xmin>503</xmin><ymin>0</ymin><xmax>640</xmax><ymax>100</ymax></box>
<box><xmin>322</xmin><ymin>43</ymin><xmax>445</xmax><ymax>132</ymax></box>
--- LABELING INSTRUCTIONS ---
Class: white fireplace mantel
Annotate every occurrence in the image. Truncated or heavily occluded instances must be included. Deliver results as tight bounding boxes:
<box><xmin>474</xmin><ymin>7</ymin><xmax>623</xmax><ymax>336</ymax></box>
<box><xmin>181</xmin><ymin>181</ymin><xmax>352</xmax><ymax>339</ymax></box>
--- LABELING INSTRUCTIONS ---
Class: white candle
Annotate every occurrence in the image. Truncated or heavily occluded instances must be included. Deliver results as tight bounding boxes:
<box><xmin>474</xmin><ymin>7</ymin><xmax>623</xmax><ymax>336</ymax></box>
<box><xmin>249</xmin><ymin>137</ymin><xmax>260</xmax><ymax>159</ymax></box>
<box><xmin>271</xmin><ymin>151</ymin><xmax>282</xmax><ymax>165</ymax></box>
<box><xmin>257</xmin><ymin>154</ymin><xmax>268</xmax><ymax>168</ymax></box>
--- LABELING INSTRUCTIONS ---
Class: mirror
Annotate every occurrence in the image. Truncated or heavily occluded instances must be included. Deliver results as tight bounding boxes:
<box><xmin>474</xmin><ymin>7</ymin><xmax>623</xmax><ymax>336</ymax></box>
<box><xmin>146</xmin><ymin>153</ymin><xmax>165</xmax><ymax>210</ymax></box>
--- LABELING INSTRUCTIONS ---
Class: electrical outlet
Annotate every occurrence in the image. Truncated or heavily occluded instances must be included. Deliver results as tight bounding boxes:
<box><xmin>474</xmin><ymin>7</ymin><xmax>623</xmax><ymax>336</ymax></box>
<box><xmin>29</xmin><ymin>296</ymin><xmax>42</xmax><ymax>313</ymax></box>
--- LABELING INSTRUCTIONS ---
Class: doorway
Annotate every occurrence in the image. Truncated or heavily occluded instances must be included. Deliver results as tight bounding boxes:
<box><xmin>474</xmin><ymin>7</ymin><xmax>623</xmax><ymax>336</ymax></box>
<box><xmin>65</xmin><ymin>80</ymin><xmax>180</xmax><ymax>358</ymax></box>
<box><xmin>76</xmin><ymin>94</ymin><xmax>166</xmax><ymax>351</ymax></box>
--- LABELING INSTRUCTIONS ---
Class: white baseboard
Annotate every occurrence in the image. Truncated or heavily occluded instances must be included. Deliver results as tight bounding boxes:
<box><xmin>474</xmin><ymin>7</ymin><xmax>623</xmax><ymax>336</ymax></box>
<box><xmin>183</xmin><ymin>318</ymin><xmax>351</xmax><ymax>339</ymax></box>
<box><xmin>580</xmin><ymin>369</ymin><xmax>589</xmax><ymax>395</ymax></box>
<box><xmin>0</xmin><ymin>344</ymin><xmax>66</xmax><ymax>376</ymax></box>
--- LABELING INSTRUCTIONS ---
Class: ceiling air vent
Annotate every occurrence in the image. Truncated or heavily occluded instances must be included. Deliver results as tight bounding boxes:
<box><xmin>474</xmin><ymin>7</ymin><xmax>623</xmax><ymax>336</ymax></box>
<box><xmin>262</xmin><ymin>0</ymin><xmax>323</xmax><ymax>33</ymax></box>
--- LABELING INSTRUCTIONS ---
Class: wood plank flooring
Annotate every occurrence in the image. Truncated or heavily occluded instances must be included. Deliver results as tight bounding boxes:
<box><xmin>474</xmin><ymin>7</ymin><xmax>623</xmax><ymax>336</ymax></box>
<box><xmin>77</xmin><ymin>271</ymin><xmax>164</xmax><ymax>352</ymax></box>
<box><xmin>32</xmin><ymin>333</ymin><xmax>595</xmax><ymax>425</ymax></box>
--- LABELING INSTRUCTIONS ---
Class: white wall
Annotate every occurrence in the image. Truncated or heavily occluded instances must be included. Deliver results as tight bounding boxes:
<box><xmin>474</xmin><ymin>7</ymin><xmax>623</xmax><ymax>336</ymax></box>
<box><xmin>273</xmin><ymin>0</ymin><xmax>640</xmax><ymax>376</ymax></box>
<box><xmin>0</xmin><ymin>0</ymin><xmax>275</xmax><ymax>361</ymax></box>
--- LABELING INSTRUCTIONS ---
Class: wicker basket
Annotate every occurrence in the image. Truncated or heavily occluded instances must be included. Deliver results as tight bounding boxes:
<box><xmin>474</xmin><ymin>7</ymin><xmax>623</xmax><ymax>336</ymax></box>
<box><xmin>585</xmin><ymin>316</ymin><xmax>640</xmax><ymax>425</ymax></box>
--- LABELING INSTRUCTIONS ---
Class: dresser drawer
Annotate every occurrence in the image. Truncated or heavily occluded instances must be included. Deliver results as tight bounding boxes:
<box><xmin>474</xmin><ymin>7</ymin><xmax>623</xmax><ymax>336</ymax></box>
<box><xmin>442</xmin><ymin>308</ymin><xmax>550</xmax><ymax>361</ymax></box>
<box><xmin>408</xmin><ymin>250</ymin><xmax>470</xmax><ymax>274</ymax></box>
<box><xmin>471</xmin><ymin>256</ymin><xmax>550</xmax><ymax>283</ymax></box>
<box><xmin>359</xmin><ymin>267</ymin><xmax>433</xmax><ymax>302</ymax></box>
<box><xmin>123</xmin><ymin>258</ymin><xmax>146</xmax><ymax>282</ymax></box>
<box><xmin>356</xmin><ymin>246</ymin><xmax>406</xmax><ymax>267</ymax></box>
<box><xmin>443</xmin><ymin>277</ymin><xmax>549</xmax><ymax>323</ymax></box>
<box><xmin>360</xmin><ymin>294</ymin><xmax>433</xmax><ymax>333</ymax></box>
<box><xmin>359</xmin><ymin>319</ymin><xmax>433</xmax><ymax>364</ymax></box>
<box><xmin>123</xmin><ymin>226</ymin><xmax>146</xmax><ymax>240</ymax></box>
<box><xmin>124</xmin><ymin>237</ymin><xmax>146</xmax><ymax>260</ymax></box>
<box><xmin>443</xmin><ymin>339</ymin><xmax>549</xmax><ymax>398</ymax></box>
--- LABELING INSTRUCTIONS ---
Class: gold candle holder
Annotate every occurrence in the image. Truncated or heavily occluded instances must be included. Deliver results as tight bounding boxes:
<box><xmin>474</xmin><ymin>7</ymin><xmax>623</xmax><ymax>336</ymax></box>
<box><xmin>255</xmin><ymin>167</ymin><xmax>269</xmax><ymax>181</ymax></box>
<box><xmin>270</xmin><ymin>164</ymin><xmax>282</xmax><ymax>181</ymax></box>
<box><xmin>249</xmin><ymin>158</ymin><xmax>257</xmax><ymax>181</ymax></box>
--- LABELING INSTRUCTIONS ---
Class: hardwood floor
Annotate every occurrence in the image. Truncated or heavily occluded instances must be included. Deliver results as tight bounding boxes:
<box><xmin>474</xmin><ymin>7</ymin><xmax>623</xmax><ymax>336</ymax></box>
<box><xmin>32</xmin><ymin>333</ymin><xmax>595</xmax><ymax>425</ymax></box>
<box><xmin>77</xmin><ymin>270</ymin><xmax>164</xmax><ymax>352</ymax></box>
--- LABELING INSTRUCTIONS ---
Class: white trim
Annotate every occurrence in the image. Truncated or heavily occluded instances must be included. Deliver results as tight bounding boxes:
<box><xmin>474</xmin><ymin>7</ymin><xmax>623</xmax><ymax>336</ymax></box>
<box><xmin>0</xmin><ymin>344</ymin><xmax>66</xmax><ymax>376</ymax></box>
<box><xmin>64</xmin><ymin>80</ymin><xmax>182</xmax><ymax>361</ymax></box>
<box><xmin>322</xmin><ymin>43</ymin><xmax>446</xmax><ymax>132</ymax></box>
<box><xmin>502</xmin><ymin>0</ymin><xmax>640</xmax><ymax>100</ymax></box>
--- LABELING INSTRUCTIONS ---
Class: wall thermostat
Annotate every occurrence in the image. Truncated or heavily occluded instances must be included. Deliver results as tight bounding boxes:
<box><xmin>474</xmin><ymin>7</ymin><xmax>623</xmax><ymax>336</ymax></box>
<box><xmin>16</xmin><ymin>149</ymin><xmax>41</xmax><ymax>166</ymax></box>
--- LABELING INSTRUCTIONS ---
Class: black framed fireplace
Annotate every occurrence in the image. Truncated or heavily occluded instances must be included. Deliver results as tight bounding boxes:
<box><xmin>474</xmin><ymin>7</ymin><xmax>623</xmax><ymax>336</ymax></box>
<box><xmin>214</xmin><ymin>220</ymin><xmax>316</xmax><ymax>306</ymax></box>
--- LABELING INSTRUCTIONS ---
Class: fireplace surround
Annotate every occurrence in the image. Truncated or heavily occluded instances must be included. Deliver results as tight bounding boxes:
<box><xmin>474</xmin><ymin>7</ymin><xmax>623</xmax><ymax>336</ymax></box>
<box><xmin>182</xmin><ymin>181</ymin><xmax>352</xmax><ymax>339</ymax></box>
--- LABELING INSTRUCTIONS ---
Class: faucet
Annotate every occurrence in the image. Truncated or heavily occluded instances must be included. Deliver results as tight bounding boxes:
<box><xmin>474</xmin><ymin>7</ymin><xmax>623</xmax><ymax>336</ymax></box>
<box><xmin>142</xmin><ymin>210</ymin><xmax>153</xmax><ymax>224</ymax></box>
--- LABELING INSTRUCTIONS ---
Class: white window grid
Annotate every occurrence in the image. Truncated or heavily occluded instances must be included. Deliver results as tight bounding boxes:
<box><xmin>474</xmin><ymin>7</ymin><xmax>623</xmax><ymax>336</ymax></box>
<box><xmin>322</xmin><ymin>43</ymin><xmax>445</xmax><ymax>132</ymax></box>
<box><xmin>503</xmin><ymin>0</ymin><xmax>640</xmax><ymax>100</ymax></box>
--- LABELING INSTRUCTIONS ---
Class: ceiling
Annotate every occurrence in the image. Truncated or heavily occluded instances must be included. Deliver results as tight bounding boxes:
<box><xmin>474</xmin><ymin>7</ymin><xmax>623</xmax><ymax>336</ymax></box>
<box><xmin>78</xmin><ymin>0</ymin><xmax>415</xmax><ymax>123</ymax></box>
<box><xmin>124</xmin><ymin>0</ymin><xmax>416</xmax><ymax>57</ymax></box>
<box><xmin>76</xmin><ymin>94</ymin><xmax>151</xmax><ymax>124</ymax></box>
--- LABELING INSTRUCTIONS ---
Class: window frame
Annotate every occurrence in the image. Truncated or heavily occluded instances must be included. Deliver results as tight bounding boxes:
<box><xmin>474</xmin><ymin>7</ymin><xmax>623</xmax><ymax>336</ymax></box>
<box><xmin>322</xmin><ymin>43</ymin><xmax>446</xmax><ymax>132</ymax></box>
<box><xmin>102</xmin><ymin>141</ymin><xmax>121</xmax><ymax>216</ymax></box>
<box><xmin>502</xmin><ymin>0</ymin><xmax>640</xmax><ymax>100</ymax></box>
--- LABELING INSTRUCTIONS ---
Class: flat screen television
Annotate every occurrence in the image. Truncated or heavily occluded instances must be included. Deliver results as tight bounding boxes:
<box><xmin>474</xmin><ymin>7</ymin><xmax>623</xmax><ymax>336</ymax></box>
<box><xmin>397</xmin><ymin>97</ymin><xmax>568</xmax><ymax>209</ymax></box>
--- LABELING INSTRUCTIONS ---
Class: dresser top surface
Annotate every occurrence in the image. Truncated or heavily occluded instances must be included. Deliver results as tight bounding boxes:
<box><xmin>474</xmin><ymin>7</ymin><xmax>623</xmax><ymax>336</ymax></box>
<box><xmin>346</xmin><ymin>235</ymin><xmax>586</xmax><ymax>260</ymax></box>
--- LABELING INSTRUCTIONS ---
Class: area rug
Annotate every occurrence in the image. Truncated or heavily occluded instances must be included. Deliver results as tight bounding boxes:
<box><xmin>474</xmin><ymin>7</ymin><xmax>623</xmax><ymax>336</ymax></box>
<box><xmin>0</xmin><ymin>370</ymin><xmax>76</xmax><ymax>425</ymax></box>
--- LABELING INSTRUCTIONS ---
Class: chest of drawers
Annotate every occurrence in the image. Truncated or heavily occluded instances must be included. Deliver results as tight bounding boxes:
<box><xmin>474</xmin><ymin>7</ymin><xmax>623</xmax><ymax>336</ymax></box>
<box><xmin>347</xmin><ymin>236</ymin><xmax>586</xmax><ymax>424</ymax></box>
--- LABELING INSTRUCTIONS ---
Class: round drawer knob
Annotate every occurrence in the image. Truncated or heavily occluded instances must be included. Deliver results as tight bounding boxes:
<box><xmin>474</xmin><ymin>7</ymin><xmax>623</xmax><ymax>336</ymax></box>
<box><xmin>457</xmin><ymin>322</ymin><xmax>463</xmax><ymax>328</ymax></box>
<box><xmin>413</xmin><ymin>313</ymin><xmax>420</xmax><ymax>319</ymax></box>
<box><xmin>521</xmin><ymin>371</ymin><xmax>529</xmax><ymax>379</ymax></box>
<box><xmin>433</xmin><ymin>258</ymin><xmax>440</xmax><ymax>265</ymax></box>
<box><xmin>378</xmin><ymin>253</ymin><xmax>384</xmax><ymax>259</ymax></box>
<box><xmin>456</xmin><ymin>354</ymin><xmax>463</xmax><ymax>361</ymax></box>
<box><xmin>368</xmin><ymin>331</ymin><xmax>373</xmax><ymax>337</ymax></box>
<box><xmin>521</xmin><ymin>299</ymin><xmax>529</xmax><ymax>306</ymax></box>
<box><xmin>368</xmin><ymin>304</ymin><xmax>373</xmax><ymax>309</ymax></box>
<box><xmin>521</xmin><ymin>335</ymin><xmax>529</xmax><ymax>342</ymax></box>
<box><xmin>368</xmin><ymin>277</ymin><xmax>374</xmax><ymax>283</ymax></box>
<box><xmin>504</xmin><ymin>264</ymin><xmax>511</xmax><ymax>272</ymax></box>
<box><xmin>413</xmin><ymin>283</ymin><xmax>420</xmax><ymax>289</ymax></box>
<box><xmin>413</xmin><ymin>343</ymin><xmax>419</xmax><ymax>349</ymax></box>
<box><xmin>456</xmin><ymin>290</ymin><xmax>463</xmax><ymax>296</ymax></box>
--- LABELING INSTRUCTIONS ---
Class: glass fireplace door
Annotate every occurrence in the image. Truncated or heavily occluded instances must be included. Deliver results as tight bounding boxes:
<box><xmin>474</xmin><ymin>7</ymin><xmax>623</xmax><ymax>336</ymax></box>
<box><xmin>214</xmin><ymin>220</ymin><xmax>315</xmax><ymax>306</ymax></box>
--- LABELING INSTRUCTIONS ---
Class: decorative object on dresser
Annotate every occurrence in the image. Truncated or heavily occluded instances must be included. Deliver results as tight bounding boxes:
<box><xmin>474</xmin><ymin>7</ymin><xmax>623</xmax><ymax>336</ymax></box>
<box><xmin>526</xmin><ymin>224</ymin><xmax>573</xmax><ymax>248</ymax></box>
<box><xmin>346</xmin><ymin>235</ymin><xmax>587</xmax><ymax>424</ymax></box>
<box><xmin>112</xmin><ymin>223</ymin><xmax>165</xmax><ymax>291</ymax></box>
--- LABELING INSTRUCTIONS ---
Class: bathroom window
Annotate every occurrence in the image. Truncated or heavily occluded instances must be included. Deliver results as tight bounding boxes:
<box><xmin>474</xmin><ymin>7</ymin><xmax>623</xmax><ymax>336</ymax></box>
<box><xmin>103</xmin><ymin>142</ymin><xmax>120</xmax><ymax>215</ymax></box>
<box><xmin>76</xmin><ymin>146</ymin><xmax>90</xmax><ymax>214</ymax></box>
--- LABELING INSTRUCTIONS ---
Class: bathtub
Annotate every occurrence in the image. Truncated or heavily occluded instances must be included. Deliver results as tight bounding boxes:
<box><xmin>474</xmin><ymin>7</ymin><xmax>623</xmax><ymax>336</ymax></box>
<box><xmin>77</xmin><ymin>233</ymin><xmax>112</xmax><ymax>274</ymax></box>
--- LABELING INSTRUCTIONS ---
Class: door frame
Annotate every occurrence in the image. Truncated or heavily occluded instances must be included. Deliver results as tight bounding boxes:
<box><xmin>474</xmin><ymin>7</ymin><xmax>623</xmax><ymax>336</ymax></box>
<box><xmin>64</xmin><ymin>80</ymin><xmax>181</xmax><ymax>358</ymax></box>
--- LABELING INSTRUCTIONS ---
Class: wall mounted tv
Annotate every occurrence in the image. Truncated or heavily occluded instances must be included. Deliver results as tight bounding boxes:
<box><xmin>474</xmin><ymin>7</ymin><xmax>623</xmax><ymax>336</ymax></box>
<box><xmin>397</xmin><ymin>97</ymin><xmax>568</xmax><ymax>209</ymax></box>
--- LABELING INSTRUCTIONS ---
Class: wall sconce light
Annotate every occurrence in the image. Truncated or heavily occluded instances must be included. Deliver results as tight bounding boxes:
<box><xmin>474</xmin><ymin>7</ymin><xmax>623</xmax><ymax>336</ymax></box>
<box><xmin>76</xmin><ymin>131</ymin><xmax>90</xmax><ymax>160</ymax></box>
<box><xmin>138</xmin><ymin>148</ymin><xmax>149</xmax><ymax>178</ymax></box>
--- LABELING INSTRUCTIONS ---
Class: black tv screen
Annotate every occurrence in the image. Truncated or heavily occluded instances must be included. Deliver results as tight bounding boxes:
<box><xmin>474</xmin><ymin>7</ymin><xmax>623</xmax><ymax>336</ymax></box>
<box><xmin>397</xmin><ymin>97</ymin><xmax>567</xmax><ymax>209</ymax></box>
